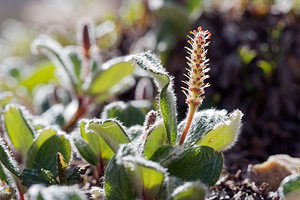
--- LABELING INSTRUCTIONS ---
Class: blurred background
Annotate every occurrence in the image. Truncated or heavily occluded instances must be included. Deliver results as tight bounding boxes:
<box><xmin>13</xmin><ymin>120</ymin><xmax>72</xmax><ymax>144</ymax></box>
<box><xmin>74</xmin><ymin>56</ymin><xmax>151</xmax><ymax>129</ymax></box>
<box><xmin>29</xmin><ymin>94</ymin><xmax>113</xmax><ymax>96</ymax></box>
<box><xmin>0</xmin><ymin>0</ymin><xmax>300</xmax><ymax>171</ymax></box>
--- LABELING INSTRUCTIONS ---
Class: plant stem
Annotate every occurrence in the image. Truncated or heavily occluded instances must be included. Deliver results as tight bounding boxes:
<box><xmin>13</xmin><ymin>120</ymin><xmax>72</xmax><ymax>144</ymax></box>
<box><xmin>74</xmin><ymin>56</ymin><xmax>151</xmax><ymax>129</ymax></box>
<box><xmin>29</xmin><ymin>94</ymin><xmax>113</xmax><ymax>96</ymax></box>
<box><xmin>178</xmin><ymin>104</ymin><xmax>198</xmax><ymax>146</ymax></box>
<box><xmin>64</xmin><ymin>96</ymin><xmax>92</xmax><ymax>132</ymax></box>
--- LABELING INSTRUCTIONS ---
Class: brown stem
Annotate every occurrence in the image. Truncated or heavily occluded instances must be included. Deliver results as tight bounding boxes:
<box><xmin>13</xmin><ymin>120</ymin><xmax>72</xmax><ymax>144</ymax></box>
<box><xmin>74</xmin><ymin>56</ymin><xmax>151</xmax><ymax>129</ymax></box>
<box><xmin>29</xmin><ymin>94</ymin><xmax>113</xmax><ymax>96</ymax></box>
<box><xmin>178</xmin><ymin>104</ymin><xmax>198</xmax><ymax>146</ymax></box>
<box><xmin>63</xmin><ymin>96</ymin><xmax>91</xmax><ymax>132</ymax></box>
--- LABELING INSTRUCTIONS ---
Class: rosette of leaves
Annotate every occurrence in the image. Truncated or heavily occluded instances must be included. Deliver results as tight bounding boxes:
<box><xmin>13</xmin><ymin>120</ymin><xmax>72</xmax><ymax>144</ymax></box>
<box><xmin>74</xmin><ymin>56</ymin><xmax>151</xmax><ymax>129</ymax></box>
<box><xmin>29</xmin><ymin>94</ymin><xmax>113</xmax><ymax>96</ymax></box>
<box><xmin>30</xmin><ymin>22</ymin><xmax>136</xmax><ymax>130</ymax></box>
<box><xmin>74</xmin><ymin>51</ymin><xmax>243</xmax><ymax>199</ymax></box>
<box><xmin>0</xmin><ymin>104</ymin><xmax>86</xmax><ymax>199</ymax></box>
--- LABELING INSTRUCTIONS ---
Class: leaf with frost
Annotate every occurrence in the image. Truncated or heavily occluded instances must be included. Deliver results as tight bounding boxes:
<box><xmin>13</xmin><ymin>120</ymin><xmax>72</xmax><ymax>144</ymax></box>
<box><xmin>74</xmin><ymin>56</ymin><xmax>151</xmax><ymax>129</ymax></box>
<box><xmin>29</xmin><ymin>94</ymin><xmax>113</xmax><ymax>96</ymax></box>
<box><xmin>105</xmin><ymin>144</ymin><xmax>166</xmax><ymax>200</ymax></box>
<box><xmin>195</xmin><ymin>110</ymin><xmax>243</xmax><ymax>151</ymax></box>
<box><xmin>166</xmin><ymin>146</ymin><xmax>223</xmax><ymax>186</ymax></box>
<box><xmin>104</xmin><ymin>145</ymin><xmax>137</xmax><ymax>200</ymax></box>
<box><xmin>26</xmin><ymin>127</ymin><xmax>57</xmax><ymax>168</ymax></box>
<box><xmin>87</xmin><ymin>119</ymin><xmax>131</xmax><ymax>153</ymax></box>
<box><xmin>177</xmin><ymin>109</ymin><xmax>243</xmax><ymax>151</ymax></box>
<box><xmin>120</xmin><ymin>155</ymin><xmax>167</xmax><ymax>200</ymax></box>
<box><xmin>22</xmin><ymin>168</ymin><xmax>48</xmax><ymax>186</ymax></box>
<box><xmin>26</xmin><ymin>128</ymin><xmax>71</xmax><ymax>176</ymax></box>
<box><xmin>73</xmin><ymin>120</ymin><xmax>114</xmax><ymax>166</ymax></box>
<box><xmin>131</xmin><ymin>51</ymin><xmax>178</xmax><ymax>145</ymax></box>
<box><xmin>102</xmin><ymin>101</ymin><xmax>145</xmax><ymax>127</ymax></box>
<box><xmin>144</xmin><ymin>120</ymin><xmax>168</xmax><ymax>159</ymax></box>
<box><xmin>171</xmin><ymin>181</ymin><xmax>207</xmax><ymax>200</ymax></box>
<box><xmin>0</xmin><ymin>137</ymin><xmax>20</xmax><ymax>178</ymax></box>
<box><xmin>31</xmin><ymin>35</ymin><xmax>78</xmax><ymax>90</ymax></box>
<box><xmin>3</xmin><ymin>104</ymin><xmax>34</xmax><ymax>155</ymax></box>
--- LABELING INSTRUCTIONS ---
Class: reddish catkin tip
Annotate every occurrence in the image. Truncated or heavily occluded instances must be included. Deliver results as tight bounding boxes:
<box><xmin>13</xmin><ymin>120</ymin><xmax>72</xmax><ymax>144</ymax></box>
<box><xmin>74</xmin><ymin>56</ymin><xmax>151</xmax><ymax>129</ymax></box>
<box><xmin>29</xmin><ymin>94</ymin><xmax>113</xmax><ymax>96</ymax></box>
<box><xmin>82</xmin><ymin>24</ymin><xmax>91</xmax><ymax>54</ymax></box>
<box><xmin>182</xmin><ymin>26</ymin><xmax>211</xmax><ymax>107</ymax></box>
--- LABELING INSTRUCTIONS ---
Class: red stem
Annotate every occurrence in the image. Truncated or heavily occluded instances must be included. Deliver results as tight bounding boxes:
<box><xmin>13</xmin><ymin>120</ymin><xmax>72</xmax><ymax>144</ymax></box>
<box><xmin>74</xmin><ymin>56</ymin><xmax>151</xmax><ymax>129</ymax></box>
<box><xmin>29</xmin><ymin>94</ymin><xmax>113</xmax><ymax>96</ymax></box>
<box><xmin>16</xmin><ymin>183</ymin><xmax>25</xmax><ymax>200</ymax></box>
<box><xmin>178</xmin><ymin>104</ymin><xmax>197</xmax><ymax>146</ymax></box>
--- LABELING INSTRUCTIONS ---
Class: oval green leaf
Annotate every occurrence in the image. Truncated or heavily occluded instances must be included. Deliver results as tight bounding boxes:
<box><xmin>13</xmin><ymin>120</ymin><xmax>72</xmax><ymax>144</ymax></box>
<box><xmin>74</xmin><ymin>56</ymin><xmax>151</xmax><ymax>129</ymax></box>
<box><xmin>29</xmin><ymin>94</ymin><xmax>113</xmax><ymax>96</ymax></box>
<box><xmin>0</xmin><ymin>138</ymin><xmax>20</xmax><ymax>178</ymax></box>
<box><xmin>87</xmin><ymin>120</ymin><xmax>131</xmax><ymax>153</ymax></box>
<box><xmin>102</xmin><ymin>101</ymin><xmax>145</xmax><ymax>127</ymax></box>
<box><xmin>166</xmin><ymin>146</ymin><xmax>223</xmax><ymax>186</ymax></box>
<box><xmin>171</xmin><ymin>181</ymin><xmax>207</xmax><ymax>200</ymax></box>
<box><xmin>3</xmin><ymin>105</ymin><xmax>34</xmax><ymax>154</ymax></box>
<box><xmin>144</xmin><ymin>120</ymin><xmax>168</xmax><ymax>159</ymax></box>
<box><xmin>104</xmin><ymin>156</ymin><xmax>135</xmax><ymax>200</ymax></box>
<box><xmin>28</xmin><ymin>130</ymin><xmax>71</xmax><ymax>176</ymax></box>
<box><xmin>87</xmin><ymin>59</ymin><xmax>134</xmax><ymax>95</ymax></box>
<box><xmin>121</xmin><ymin>155</ymin><xmax>166</xmax><ymax>200</ymax></box>
<box><xmin>196</xmin><ymin>110</ymin><xmax>243</xmax><ymax>151</ymax></box>
<box><xmin>74</xmin><ymin>120</ymin><xmax>114</xmax><ymax>166</ymax></box>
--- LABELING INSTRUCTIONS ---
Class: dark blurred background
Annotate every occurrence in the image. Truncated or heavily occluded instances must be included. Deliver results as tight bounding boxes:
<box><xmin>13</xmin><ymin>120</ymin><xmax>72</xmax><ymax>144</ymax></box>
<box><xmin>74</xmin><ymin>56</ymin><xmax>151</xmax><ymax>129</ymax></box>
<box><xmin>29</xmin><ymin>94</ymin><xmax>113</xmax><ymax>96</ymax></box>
<box><xmin>0</xmin><ymin>0</ymin><xmax>300</xmax><ymax>171</ymax></box>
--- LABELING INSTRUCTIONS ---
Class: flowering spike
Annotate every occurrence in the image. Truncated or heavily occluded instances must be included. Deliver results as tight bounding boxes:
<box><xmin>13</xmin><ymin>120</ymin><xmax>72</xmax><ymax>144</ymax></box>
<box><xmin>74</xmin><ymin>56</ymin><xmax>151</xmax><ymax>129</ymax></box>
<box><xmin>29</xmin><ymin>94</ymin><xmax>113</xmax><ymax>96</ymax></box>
<box><xmin>182</xmin><ymin>26</ymin><xmax>211</xmax><ymax>107</ymax></box>
<box><xmin>179</xmin><ymin>26</ymin><xmax>211</xmax><ymax>146</ymax></box>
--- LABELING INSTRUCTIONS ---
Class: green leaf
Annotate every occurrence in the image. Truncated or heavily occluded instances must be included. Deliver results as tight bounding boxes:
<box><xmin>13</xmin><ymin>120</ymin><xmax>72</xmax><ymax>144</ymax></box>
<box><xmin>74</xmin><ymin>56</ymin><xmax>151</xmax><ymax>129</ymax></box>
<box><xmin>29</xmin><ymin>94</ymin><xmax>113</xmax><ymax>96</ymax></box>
<box><xmin>87</xmin><ymin>58</ymin><xmax>134</xmax><ymax>95</ymax></box>
<box><xmin>177</xmin><ymin>109</ymin><xmax>241</xmax><ymax>148</ymax></box>
<box><xmin>104</xmin><ymin>156</ymin><xmax>135</xmax><ymax>200</ymax></box>
<box><xmin>26</xmin><ymin>127</ymin><xmax>57</xmax><ymax>168</ymax></box>
<box><xmin>95</xmin><ymin>76</ymin><xmax>136</xmax><ymax>104</ymax></box>
<box><xmin>149</xmin><ymin>145</ymin><xmax>174</xmax><ymax>163</ymax></box>
<box><xmin>196</xmin><ymin>110</ymin><xmax>243</xmax><ymax>151</ymax></box>
<box><xmin>0</xmin><ymin>163</ymin><xmax>16</xmax><ymax>188</ymax></box>
<box><xmin>3</xmin><ymin>105</ymin><xmax>34</xmax><ymax>154</ymax></box>
<box><xmin>279</xmin><ymin>175</ymin><xmax>300</xmax><ymax>199</ymax></box>
<box><xmin>87</xmin><ymin>119</ymin><xmax>131</xmax><ymax>153</ymax></box>
<box><xmin>28</xmin><ymin>130</ymin><xmax>71</xmax><ymax>176</ymax></box>
<box><xmin>62</xmin><ymin>46</ymin><xmax>83</xmax><ymax>93</ymax></box>
<box><xmin>21</xmin><ymin>61</ymin><xmax>57</xmax><ymax>92</ymax></box>
<box><xmin>0</xmin><ymin>163</ymin><xmax>8</xmax><ymax>182</ymax></box>
<box><xmin>144</xmin><ymin>120</ymin><xmax>168</xmax><ymax>159</ymax></box>
<box><xmin>121</xmin><ymin>155</ymin><xmax>166</xmax><ymax>200</ymax></box>
<box><xmin>171</xmin><ymin>181</ymin><xmax>207</xmax><ymax>200</ymax></box>
<box><xmin>31</xmin><ymin>35</ymin><xmax>78</xmax><ymax>89</ymax></box>
<box><xmin>75</xmin><ymin>120</ymin><xmax>114</xmax><ymax>166</ymax></box>
<box><xmin>28</xmin><ymin>184</ymin><xmax>87</xmax><ymax>200</ymax></box>
<box><xmin>22</xmin><ymin>168</ymin><xmax>48</xmax><ymax>186</ymax></box>
<box><xmin>63</xmin><ymin>46</ymin><xmax>82</xmax><ymax>80</ymax></box>
<box><xmin>102</xmin><ymin>101</ymin><xmax>145</xmax><ymax>127</ymax></box>
<box><xmin>132</xmin><ymin>51</ymin><xmax>178</xmax><ymax>145</ymax></box>
<box><xmin>73</xmin><ymin>132</ymin><xmax>99</xmax><ymax>166</ymax></box>
<box><xmin>166</xmin><ymin>146</ymin><xmax>223</xmax><ymax>186</ymax></box>
<box><xmin>0</xmin><ymin>138</ymin><xmax>20</xmax><ymax>179</ymax></box>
